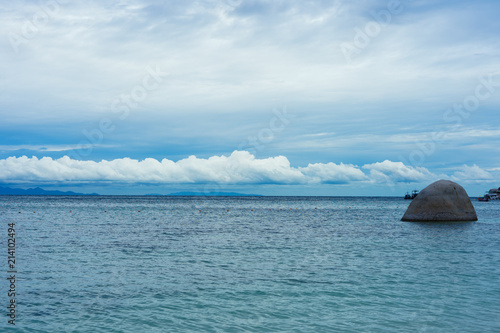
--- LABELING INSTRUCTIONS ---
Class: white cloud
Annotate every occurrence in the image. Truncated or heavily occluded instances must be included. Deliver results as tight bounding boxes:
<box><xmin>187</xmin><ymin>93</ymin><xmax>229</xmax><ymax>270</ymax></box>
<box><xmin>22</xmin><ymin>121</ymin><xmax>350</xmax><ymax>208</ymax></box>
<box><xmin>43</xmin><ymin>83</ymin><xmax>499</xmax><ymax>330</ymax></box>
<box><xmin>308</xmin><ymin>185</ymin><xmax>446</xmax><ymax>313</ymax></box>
<box><xmin>452</xmin><ymin>164</ymin><xmax>493</xmax><ymax>181</ymax></box>
<box><xmin>1</xmin><ymin>152</ymin><xmax>496</xmax><ymax>187</ymax></box>
<box><xmin>300</xmin><ymin>162</ymin><xmax>367</xmax><ymax>184</ymax></box>
<box><xmin>0</xmin><ymin>151</ymin><xmax>357</xmax><ymax>184</ymax></box>
<box><xmin>363</xmin><ymin>160</ymin><xmax>435</xmax><ymax>183</ymax></box>
<box><xmin>1</xmin><ymin>151</ymin><xmax>470</xmax><ymax>186</ymax></box>
<box><xmin>0</xmin><ymin>151</ymin><xmax>307</xmax><ymax>185</ymax></box>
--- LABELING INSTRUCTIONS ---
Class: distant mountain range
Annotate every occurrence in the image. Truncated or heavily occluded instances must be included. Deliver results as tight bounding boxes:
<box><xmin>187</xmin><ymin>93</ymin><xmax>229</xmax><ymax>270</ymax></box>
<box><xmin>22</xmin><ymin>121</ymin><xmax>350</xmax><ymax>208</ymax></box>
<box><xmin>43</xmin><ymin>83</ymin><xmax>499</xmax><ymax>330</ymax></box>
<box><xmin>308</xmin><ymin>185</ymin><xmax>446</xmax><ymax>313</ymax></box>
<box><xmin>0</xmin><ymin>186</ymin><xmax>259</xmax><ymax>197</ymax></box>
<box><xmin>0</xmin><ymin>186</ymin><xmax>99</xmax><ymax>196</ymax></box>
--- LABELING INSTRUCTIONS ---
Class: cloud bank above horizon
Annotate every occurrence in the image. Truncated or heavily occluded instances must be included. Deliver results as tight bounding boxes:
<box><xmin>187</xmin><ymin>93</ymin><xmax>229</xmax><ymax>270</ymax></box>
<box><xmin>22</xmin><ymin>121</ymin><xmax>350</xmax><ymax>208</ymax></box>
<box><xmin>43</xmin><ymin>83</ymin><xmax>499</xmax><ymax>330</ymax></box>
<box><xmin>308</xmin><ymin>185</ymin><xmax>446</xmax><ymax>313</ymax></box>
<box><xmin>0</xmin><ymin>151</ymin><xmax>494</xmax><ymax>186</ymax></box>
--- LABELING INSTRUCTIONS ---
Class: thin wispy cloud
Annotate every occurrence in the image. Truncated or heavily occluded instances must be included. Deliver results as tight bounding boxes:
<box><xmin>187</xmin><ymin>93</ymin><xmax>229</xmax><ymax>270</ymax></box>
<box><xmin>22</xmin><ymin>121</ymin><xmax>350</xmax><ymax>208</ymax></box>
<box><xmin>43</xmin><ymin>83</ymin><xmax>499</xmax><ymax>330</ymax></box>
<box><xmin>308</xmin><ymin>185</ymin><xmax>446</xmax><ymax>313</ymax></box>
<box><xmin>452</xmin><ymin>164</ymin><xmax>494</xmax><ymax>182</ymax></box>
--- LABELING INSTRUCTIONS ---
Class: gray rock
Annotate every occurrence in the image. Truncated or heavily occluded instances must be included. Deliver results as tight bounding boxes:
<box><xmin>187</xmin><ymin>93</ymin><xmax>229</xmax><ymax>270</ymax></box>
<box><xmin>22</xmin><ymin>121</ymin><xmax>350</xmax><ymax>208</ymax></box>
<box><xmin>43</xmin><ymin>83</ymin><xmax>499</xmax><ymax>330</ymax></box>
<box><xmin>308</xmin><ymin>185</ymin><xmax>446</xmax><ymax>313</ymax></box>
<box><xmin>402</xmin><ymin>180</ymin><xmax>477</xmax><ymax>222</ymax></box>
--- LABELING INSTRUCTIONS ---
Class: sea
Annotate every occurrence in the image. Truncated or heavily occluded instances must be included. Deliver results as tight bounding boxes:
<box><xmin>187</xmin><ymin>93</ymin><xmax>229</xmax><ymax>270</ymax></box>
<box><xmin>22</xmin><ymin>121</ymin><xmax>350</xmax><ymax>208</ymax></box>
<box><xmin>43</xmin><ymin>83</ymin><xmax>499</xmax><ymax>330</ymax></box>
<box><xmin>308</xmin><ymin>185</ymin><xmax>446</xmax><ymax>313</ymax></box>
<box><xmin>1</xmin><ymin>196</ymin><xmax>499</xmax><ymax>332</ymax></box>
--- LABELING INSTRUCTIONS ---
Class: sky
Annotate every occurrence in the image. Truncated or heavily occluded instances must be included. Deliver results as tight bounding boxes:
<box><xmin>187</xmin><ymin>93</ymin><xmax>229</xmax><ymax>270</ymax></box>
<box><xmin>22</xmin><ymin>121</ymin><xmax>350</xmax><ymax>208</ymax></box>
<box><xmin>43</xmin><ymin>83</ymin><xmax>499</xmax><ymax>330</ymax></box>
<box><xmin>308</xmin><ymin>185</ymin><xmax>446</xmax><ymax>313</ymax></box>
<box><xmin>1</xmin><ymin>0</ymin><xmax>499</xmax><ymax>196</ymax></box>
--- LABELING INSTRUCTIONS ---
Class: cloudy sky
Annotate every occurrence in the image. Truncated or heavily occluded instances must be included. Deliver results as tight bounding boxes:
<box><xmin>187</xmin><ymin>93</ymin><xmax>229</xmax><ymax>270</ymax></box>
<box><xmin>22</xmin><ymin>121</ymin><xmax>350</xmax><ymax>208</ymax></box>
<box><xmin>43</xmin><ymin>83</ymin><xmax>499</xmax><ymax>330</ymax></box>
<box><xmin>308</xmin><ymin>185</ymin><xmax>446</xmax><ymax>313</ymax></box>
<box><xmin>1</xmin><ymin>0</ymin><xmax>499</xmax><ymax>195</ymax></box>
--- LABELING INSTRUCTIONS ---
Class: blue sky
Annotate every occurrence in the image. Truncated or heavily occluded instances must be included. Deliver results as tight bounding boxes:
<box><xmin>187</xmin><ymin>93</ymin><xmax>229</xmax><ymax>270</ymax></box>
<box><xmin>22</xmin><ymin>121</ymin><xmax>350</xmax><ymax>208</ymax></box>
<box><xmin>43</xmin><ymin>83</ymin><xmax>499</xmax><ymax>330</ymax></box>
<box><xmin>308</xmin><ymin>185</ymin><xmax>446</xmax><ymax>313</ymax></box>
<box><xmin>1</xmin><ymin>0</ymin><xmax>499</xmax><ymax>195</ymax></box>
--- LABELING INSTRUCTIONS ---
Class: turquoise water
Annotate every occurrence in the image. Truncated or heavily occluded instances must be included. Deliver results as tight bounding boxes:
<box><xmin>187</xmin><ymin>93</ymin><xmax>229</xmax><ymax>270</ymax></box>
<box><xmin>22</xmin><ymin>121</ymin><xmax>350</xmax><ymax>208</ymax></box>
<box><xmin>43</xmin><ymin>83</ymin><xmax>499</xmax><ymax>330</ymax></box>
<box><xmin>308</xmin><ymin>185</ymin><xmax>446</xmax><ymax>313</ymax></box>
<box><xmin>1</xmin><ymin>196</ymin><xmax>500</xmax><ymax>332</ymax></box>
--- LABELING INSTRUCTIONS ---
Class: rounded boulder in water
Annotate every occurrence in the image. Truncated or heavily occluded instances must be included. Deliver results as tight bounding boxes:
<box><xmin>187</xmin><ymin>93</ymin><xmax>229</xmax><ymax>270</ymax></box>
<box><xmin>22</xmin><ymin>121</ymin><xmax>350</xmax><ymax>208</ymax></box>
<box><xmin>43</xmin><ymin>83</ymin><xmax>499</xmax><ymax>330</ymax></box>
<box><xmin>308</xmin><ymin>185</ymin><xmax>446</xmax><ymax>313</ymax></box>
<box><xmin>402</xmin><ymin>180</ymin><xmax>478</xmax><ymax>222</ymax></box>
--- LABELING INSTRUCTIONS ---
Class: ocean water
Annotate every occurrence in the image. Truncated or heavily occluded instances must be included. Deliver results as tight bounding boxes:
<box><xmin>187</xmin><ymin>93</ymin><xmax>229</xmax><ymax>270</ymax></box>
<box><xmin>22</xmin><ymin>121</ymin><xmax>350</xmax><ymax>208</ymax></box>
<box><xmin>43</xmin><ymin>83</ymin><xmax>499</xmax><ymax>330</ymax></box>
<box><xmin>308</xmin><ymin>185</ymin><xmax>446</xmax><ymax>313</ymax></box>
<box><xmin>1</xmin><ymin>196</ymin><xmax>500</xmax><ymax>332</ymax></box>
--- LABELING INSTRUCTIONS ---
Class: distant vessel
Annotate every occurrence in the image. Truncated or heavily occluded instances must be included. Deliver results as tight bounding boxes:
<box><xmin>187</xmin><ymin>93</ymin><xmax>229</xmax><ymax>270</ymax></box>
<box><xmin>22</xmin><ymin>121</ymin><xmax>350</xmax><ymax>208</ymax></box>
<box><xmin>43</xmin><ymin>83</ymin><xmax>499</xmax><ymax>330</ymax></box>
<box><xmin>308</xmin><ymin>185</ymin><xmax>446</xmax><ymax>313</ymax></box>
<box><xmin>404</xmin><ymin>190</ymin><xmax>419</xmax><ymax>200</ymax></box>
<box><xmin>478</xmin><ymin>187</ymin><xmax>500</xmax><ymax>201</ymax></box>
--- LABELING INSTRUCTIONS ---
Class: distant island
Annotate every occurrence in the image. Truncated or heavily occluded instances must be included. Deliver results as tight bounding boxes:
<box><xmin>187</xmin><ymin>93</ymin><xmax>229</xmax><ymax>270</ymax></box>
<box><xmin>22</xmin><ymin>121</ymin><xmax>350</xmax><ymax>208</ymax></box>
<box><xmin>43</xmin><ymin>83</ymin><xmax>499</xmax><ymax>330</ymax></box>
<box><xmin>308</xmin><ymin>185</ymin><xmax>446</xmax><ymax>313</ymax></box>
<box><xmin>152</xmin><ymin>192</ymin><xmax>263</xmax><ymax>197</ymax></box>
<box><xmin>0</xmin><ymin>186</ymin><xmax>260</xmax><ymax>197</ymax></box>
<box><xmin>0</xmin><ymin>186</ymin><xmax>99</xmax><ymax>196</ymax></box>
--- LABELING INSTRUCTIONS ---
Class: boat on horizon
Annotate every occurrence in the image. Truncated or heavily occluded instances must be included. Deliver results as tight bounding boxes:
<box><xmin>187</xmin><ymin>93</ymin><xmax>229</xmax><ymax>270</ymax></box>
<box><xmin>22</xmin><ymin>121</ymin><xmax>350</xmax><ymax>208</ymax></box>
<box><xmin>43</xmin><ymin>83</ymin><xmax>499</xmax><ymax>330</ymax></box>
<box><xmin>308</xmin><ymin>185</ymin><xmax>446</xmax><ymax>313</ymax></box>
<box><xmin>404</xmin><ymin>190</ymin><xmax>419</xmax><ymax>200</ymax></box>
<box><xmin>478</xmin><ymin>187</ymin><xmax>500</xmax><ymax>202</ymax></box>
